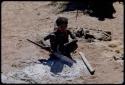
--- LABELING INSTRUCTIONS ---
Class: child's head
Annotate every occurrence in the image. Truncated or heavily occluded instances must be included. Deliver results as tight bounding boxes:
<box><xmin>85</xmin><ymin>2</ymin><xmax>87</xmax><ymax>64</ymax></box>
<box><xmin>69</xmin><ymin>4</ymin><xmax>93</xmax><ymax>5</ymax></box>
<box><xmin>56</xmin><ymin>17</ymin><xmax>68</xmax><ymax>31</ymax></box>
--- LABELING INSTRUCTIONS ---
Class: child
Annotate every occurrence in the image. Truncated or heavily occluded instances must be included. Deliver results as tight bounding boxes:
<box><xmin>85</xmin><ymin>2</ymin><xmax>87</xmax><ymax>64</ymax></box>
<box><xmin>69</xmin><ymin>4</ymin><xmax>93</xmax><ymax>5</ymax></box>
<box><xmin>43</xmin><ymin>17</ymin><xmax>78</xmax><ymax>59</ymax></box>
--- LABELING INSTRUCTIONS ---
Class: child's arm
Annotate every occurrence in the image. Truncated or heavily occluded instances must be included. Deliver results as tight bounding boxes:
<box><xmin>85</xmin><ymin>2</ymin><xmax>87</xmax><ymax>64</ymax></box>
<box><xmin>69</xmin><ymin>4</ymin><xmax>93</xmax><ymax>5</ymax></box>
<box><xmin>44</xmin><ymin>34</ymin><xmax>50</xmax><ymax>41</ymax></box>
<box><xmin>44</xmin><ymin>32</ymin><xmax>54</xmax><ymax>41</ymax></box>
<box><xmin>44</xmin><ymin>32</ymin><xmax>55</xmax><ymax>40</ymax></box>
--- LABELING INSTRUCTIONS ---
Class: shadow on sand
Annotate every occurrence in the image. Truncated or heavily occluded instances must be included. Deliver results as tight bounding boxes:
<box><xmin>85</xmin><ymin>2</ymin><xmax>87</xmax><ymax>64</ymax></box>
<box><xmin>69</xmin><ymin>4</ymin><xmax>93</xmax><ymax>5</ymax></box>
<box><xmin>52</xmin><ymin>0</ymin><xmax>123</xmax><ymax>21</ymax></box>
<box><xmin>38</xmin><ymin>54</ymin><xmax>74</xmax><ymax>74</ymax></box>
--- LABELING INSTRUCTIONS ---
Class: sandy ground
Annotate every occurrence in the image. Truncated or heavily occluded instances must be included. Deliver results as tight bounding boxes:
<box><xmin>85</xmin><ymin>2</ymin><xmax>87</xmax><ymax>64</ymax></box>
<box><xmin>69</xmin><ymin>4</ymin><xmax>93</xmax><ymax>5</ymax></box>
<box><xmin>1</xmin><ymin>1</ymin><xmax>124</xmax><ymax>84</ymax></box>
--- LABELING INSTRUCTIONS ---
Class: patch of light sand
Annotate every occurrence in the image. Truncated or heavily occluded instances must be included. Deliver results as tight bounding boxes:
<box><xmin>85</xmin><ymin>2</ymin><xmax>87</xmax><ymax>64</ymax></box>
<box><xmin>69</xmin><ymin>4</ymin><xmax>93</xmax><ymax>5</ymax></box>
<box><xmin>2</xmin><ymin>59</ymin><xmax>90</xmax><ymax>84</ymax></box>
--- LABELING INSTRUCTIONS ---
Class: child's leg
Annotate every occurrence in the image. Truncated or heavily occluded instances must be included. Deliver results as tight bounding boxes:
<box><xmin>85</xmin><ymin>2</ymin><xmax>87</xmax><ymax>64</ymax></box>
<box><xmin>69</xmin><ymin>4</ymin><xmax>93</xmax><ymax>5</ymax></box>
<box><xmin>65</xmin><ymin>41</ymin><xmax>78</xmax><ymax>53</ymax></box>
<box><xmin>63</xmin><ymin>41</ymin><xmax>78</xmax><ymax>58</ymax></box>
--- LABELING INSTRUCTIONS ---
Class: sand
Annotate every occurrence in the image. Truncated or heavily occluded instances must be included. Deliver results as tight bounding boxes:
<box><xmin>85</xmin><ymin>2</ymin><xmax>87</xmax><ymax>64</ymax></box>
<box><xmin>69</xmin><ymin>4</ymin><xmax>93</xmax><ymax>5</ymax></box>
<box><xmin>1</xmin><ymin>1</ymin><xmax>124</xmax><ymax>84</ymax></box>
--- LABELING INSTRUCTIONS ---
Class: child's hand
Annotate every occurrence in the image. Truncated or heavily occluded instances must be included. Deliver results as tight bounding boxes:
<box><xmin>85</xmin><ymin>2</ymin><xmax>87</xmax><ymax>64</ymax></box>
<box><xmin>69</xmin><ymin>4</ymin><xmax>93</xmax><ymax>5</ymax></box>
<box><xmin>72</xmin><ymin>39</ymin><xmax>78</xmax><ymax>42</ymax></box>
<box><xmin>64</xmin><ymin>39</ymin><xmax>78</xmax><ymax>46</ymax></box>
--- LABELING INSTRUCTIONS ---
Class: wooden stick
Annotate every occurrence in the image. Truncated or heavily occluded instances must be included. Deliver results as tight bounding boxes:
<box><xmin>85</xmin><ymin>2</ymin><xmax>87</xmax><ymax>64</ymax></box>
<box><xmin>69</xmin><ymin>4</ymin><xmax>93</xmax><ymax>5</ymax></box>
<box><xmin>79</xmin><ymin>52</ymin><xmax>95</xmax><ymax>75</ymax></box>
<box><xmin>27</xmin><ymin>39</ymin><xmax>51</xmax><ymax>52</ymax></box>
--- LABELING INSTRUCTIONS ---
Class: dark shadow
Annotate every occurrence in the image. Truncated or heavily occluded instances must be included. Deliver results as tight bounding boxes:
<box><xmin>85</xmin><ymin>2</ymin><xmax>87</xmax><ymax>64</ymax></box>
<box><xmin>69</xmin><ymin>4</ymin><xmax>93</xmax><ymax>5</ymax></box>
<box><xmin>61</xmin><ymin>1</ymin><xmax>89</xmax><ymax>12</ymax></box>
<box><xmin>54</xmin><ymin>0</ymin><xmax>123</xmax><ymax>21</ymax></box>
<box><xmin>37</xmin><ymin>54</ymin><xmax>73</xmax><ymax>74</ymax></box>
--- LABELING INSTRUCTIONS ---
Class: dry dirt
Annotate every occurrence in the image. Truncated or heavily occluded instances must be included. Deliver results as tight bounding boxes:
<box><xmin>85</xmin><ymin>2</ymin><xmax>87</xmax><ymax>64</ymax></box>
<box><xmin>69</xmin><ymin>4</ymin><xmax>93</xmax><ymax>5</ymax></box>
<box><xmin>1</xmin><ymin>1</ymin><xmax>124</xmax><ymax>84</ymax></box>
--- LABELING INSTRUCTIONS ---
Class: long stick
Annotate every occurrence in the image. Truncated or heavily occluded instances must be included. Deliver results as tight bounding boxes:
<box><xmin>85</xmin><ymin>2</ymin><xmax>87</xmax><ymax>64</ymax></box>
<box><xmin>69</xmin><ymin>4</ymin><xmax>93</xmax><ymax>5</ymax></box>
<box><xmin>79</xmin><ymin>52</ymin><xmax>95</xmax><ymax>75</ymax></box>
<box><xmin>27</xmin><ymin>39</ymin><xmax>51</xmax><ymax>52</ymax></box>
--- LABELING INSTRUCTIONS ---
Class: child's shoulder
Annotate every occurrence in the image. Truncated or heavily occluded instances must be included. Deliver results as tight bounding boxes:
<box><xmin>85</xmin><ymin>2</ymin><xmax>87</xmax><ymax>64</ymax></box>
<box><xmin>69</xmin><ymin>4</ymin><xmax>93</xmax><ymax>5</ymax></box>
<box><xmin>66</xmin><ymin>28</ymin><xmax>74</xmax><ymax>33</ymax></box>
<box><xmin>65</xmin><ymin>29</ymin><xmax>70</xmax><ymax>33</ymax></box>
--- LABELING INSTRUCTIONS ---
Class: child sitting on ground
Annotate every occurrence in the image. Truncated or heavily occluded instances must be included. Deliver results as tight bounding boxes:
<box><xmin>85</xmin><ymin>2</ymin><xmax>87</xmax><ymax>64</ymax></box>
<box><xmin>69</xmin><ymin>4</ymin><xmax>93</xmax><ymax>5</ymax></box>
<box><xmin>42</xmin><ymin>17</ymin><xmax>78</xmax><ymax>59</ymax></box>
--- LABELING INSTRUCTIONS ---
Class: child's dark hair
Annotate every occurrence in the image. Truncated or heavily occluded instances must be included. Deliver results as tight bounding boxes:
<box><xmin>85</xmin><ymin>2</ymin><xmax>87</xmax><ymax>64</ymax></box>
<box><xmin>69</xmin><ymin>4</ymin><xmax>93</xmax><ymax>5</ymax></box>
<box><xmin>56</xmin><ymin>17</ymin><xmax>68</xmax><ymax>26</ymax></box>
